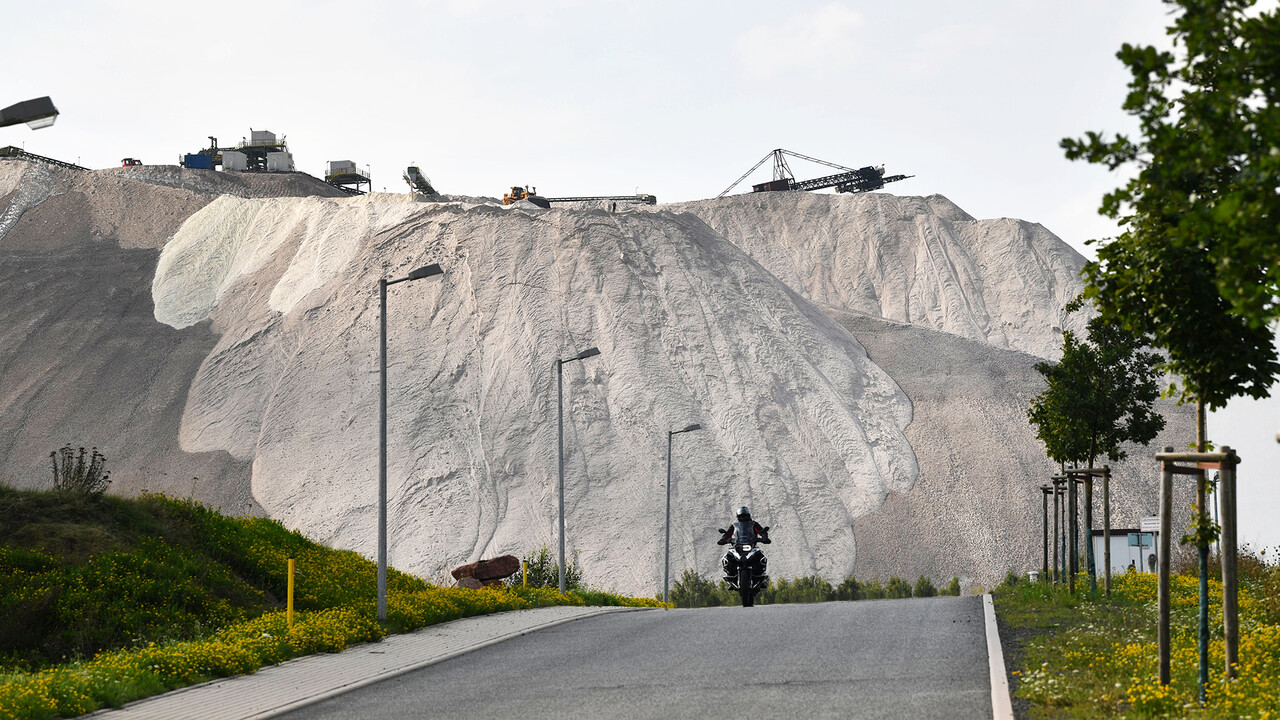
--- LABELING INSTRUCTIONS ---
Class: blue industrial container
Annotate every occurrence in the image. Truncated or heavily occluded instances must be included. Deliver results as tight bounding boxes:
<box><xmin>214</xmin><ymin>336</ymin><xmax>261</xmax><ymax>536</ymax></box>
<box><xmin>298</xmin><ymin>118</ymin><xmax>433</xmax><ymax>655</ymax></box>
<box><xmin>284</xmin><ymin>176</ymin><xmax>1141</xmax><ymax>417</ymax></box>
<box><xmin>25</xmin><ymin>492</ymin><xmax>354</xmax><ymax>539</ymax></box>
<box><xmin>184</xmin><ymin>153</ymin><xmax>213</xmax><ymax>170</ymax></box>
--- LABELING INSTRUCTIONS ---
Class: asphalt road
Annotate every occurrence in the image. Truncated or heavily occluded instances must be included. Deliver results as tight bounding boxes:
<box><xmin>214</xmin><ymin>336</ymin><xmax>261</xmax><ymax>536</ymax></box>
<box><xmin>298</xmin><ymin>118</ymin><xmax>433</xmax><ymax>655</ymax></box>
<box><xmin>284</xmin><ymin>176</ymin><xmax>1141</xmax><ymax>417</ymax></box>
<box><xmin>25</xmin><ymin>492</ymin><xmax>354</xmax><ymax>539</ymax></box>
<box><xmin>277</xmin><ymin>596</ymin><xmax>991</xmax><ymax>720</ymax></box>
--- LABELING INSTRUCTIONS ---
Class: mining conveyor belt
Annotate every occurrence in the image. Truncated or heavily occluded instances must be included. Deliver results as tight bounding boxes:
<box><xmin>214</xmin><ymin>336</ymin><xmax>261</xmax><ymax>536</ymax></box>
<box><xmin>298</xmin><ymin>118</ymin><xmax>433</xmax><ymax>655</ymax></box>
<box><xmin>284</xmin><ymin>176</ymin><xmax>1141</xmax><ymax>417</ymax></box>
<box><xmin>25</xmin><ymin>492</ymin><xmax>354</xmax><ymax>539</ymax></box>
<box><xmin>545</xmin><ymin>195</ymin><xmax>656</xmax><ymax>205</ymax></box>
<box><xmin>0</xmin><ymin>146</ymin><xmax>88</xmax><ymax>171</ymax></box>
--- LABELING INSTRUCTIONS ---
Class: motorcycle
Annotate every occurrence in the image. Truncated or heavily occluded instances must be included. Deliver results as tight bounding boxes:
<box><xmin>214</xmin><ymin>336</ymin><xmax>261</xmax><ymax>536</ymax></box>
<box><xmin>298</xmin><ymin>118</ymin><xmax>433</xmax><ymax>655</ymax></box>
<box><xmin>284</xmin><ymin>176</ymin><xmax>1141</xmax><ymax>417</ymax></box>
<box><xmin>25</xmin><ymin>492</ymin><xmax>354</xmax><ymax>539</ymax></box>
<box><xmin>718</xmin><ymin>523</ymin><xmax>770</xmax><ymax>607</ymax></box>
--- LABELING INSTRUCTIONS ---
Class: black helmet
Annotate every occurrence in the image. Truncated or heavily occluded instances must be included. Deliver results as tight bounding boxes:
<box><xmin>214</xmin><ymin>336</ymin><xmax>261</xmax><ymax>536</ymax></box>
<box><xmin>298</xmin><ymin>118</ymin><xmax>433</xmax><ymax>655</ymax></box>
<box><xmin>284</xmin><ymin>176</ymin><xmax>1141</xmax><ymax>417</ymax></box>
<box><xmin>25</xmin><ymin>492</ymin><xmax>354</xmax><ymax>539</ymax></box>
<box><xmin>737</xmin><ymin>506</ymin><xmax>751</xmax><ymax>520</ymax></box>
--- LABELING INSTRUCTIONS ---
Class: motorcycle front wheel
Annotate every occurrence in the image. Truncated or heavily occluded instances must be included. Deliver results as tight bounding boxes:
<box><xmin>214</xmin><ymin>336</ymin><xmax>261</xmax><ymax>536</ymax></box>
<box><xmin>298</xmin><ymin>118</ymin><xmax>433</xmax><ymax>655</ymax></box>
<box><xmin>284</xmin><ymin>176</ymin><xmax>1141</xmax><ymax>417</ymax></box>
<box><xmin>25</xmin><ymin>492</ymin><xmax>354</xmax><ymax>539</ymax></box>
<box><xmin>739</xmin><ymin>565</ymin><xmax>753</xmax><ymax>607</ymax></box>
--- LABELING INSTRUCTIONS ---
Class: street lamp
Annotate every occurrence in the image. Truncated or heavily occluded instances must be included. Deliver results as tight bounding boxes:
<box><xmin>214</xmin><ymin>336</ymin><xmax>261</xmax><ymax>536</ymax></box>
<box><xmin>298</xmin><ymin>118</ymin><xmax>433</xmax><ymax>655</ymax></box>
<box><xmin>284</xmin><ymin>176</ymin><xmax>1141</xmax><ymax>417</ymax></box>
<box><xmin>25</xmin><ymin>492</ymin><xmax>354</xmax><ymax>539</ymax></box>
<box><xmin>664</xmin><ymin>423</ymin><xmax>702</xmax><ymax>604</ymax></box>
<box><xmin>378</xmin><ymin>263</ymin><xmax>444</xmax><ymax>621</ymax></box>
<box><xmin>556</xmin><ymin>345</ymin><xmax>601</xmax><ymax>593</ymax></box>
<box><xmin>0</xmin><ymin>97</ymin><xmax>58</xmax><ymax>130</ymax></box>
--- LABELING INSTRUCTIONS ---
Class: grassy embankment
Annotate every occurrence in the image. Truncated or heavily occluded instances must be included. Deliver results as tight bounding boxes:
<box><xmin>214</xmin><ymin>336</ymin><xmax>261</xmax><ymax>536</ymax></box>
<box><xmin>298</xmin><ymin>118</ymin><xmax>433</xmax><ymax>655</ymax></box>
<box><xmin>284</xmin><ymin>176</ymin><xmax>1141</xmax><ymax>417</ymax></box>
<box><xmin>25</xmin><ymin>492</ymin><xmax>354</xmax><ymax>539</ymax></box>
<box><xmin>995</xmin><ymin>553</ymin><xmax>1280</xmax><ymax>719</ymax></box>
<box><xmin>0</xmin><ymin>487</ymin><xmax>662</xmax><ymax>720</ymax></box>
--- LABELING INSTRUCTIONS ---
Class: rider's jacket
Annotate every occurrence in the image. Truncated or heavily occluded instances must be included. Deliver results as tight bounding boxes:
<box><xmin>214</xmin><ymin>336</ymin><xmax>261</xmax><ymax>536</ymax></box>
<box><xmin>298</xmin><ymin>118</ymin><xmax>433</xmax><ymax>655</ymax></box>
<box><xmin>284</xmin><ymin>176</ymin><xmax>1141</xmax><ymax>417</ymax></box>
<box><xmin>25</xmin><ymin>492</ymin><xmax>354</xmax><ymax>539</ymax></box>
<box><xmin>719</xmin><ymin>520</ymin><xmax>770</xmax><ymax>545</ymax></box>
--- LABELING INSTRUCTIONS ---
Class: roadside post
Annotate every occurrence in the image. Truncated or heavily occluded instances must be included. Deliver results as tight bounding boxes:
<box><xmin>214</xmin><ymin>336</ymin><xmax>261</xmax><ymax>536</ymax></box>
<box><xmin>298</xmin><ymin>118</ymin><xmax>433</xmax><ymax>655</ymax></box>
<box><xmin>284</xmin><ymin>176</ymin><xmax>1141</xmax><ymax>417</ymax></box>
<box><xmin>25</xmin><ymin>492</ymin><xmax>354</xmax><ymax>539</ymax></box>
<box><xmin>1039</xmin><ymin>485</ymin><xmax>1052</xmax><ymax>582</ymax></box>
<box><xmin>1051</xmin><ymin>475</ymin><xmax>1065</xmax><ymax>584</ymax></box>
<box><xmin>1154</xmin><ymin>446</ymin><xmax>1240</xmax><ymax>696</ymax></box>
<box><xmin>287</xmin><ymin>556</ymin><xmax>296</xmax><ymax>630</ymax></box>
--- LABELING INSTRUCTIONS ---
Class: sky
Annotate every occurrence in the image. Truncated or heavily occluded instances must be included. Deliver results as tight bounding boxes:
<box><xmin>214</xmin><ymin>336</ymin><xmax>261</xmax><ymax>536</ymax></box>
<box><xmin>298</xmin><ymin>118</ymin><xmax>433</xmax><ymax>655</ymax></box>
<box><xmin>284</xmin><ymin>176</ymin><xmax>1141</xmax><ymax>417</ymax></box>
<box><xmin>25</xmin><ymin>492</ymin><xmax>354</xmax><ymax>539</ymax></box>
<box><xmin>4</xmin><ymin>0</ymin><xmax>1277</xmax><ymax>550</ymax></box>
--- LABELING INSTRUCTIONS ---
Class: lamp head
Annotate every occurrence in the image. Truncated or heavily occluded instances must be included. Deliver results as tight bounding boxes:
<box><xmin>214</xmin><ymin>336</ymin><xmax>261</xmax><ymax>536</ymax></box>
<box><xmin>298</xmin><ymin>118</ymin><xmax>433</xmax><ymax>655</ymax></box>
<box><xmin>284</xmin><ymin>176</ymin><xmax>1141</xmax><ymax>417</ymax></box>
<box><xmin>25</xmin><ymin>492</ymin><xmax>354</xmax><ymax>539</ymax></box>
<box><xmin>0</xmin><ymin>97</ymin><xmax>58</xmax><ymax>130</ymax></box>
<box><xmin>406</xmin><ymin>263</ymin><xmax>443</xmax><ymax>281</ymax></box>
<box><xmin>576</xmin><ymin>347</ymin><xmax>601</xmax><ymax>360</ymax></box>
<box><xmin>679</xmin><ymin>423</ymin><xmax>702</xmax><ymax>433</ymax></box>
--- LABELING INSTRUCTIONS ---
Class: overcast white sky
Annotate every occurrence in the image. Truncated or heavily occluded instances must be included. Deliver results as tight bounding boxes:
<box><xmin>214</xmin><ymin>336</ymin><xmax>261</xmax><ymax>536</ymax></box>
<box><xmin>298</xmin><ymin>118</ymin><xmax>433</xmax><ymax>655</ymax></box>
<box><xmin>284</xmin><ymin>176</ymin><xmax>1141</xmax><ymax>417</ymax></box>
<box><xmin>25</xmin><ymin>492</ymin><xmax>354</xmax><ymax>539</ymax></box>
<box><xmin>4</xmin><ymin>0</ymin><xmax>1276</xmax><ymax>550</ymax></box>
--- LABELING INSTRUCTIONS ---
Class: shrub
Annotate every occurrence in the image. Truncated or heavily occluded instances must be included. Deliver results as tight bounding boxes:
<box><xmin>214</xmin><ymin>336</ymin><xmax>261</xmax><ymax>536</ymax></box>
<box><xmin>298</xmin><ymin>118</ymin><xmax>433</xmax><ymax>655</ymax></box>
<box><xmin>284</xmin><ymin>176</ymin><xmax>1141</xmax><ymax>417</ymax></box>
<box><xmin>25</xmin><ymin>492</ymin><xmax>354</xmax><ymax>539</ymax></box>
<box><xmin>943</xmin><ymin>576</ymin><xmax>961</xmax><ymax>596</ymax></box>
<box><xmin>769</xmin><ymin>575</ymin><xmax>834</xmax><ymax>604</ymax></box>
<box><xmin>49</xmin><ymin>445</ymin><xmax>110</xmax><ymax>496</ymax></box>
<box><xmin>508</xmin><ymin>547</ymin><xmax>581</xmax><ymax>590</ymax></box>
<box><xmin>885</xmin><ymin>576</ymin><xmax>912</xmax><ymax>599</ymax></box>
<box><xmin>913</xmin><ymin>575</ymin><xmax>937</xmax><ymax>598</ymax></box>
<box><xmin>1001</xmin><ymin>570</ymin><xmax>1020</xmax><ymax>588</ymax></box>
<box><xmin>861</xmin><ymin>578</ymin><xmax>886</xmax><ymax>599</ymax></box>
<box><xmin>834</xmin><ymin>576</ymin><xmax>861</xmax><ymax>601</ymax></box>
<box><xmin>668</xmin><ymin>569</ymin><xmax>726</xmax><ymax>608</ymax></box>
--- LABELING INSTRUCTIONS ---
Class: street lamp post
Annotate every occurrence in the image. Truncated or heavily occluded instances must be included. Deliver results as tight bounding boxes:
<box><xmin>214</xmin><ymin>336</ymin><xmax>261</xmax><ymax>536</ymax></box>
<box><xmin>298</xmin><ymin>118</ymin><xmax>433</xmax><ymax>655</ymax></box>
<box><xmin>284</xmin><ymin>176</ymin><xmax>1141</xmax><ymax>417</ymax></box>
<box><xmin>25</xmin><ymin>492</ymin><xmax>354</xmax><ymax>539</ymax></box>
<box><xmin>664</xmin><ymin>423</ymin><xmax>702</xmax><ymax>604</ymax></box>
<box><xmin>556</xmin><ymin>346</ymin><xmax>600</xmax><ymax>593</ymax></box>
<box><xmin>378</xmin><ymin>263</ymin><xmax>444</xmax><ymax>621</ymax></box>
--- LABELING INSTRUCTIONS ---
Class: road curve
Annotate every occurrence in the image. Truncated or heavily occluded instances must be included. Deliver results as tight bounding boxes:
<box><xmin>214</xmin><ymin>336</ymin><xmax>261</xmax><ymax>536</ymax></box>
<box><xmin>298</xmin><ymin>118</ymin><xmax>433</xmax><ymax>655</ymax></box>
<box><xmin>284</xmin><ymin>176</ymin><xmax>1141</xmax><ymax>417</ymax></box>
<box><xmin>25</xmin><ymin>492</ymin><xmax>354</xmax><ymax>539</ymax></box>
<box><xmin>277</xmin><ymin>596</ymin><xmax>991</xmax><ymax>720</ymax></box>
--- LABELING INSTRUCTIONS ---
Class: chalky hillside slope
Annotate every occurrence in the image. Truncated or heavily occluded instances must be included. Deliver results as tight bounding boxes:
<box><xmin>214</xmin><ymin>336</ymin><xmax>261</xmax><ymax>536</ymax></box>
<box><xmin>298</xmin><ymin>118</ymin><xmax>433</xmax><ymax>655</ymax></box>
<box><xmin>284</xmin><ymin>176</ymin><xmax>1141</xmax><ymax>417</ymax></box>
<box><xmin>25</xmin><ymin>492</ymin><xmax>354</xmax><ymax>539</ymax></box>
<box><xmin>0</xmin><ymin>160</ymin><xmax>346</xmax><ymax>513</ymax></box>
<box><xmin>0</xmin><ymin>158</ymin><xmax>1190</xmax><ymax>594</ymax></box>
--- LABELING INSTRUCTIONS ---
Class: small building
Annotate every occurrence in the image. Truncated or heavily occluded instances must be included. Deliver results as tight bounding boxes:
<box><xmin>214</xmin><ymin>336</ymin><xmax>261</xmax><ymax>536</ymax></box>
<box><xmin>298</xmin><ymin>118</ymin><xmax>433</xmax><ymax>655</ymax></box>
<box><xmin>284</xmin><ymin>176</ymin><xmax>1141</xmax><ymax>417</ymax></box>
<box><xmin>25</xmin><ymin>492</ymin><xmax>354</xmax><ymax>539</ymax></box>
<box><xmin>222</xmin><ymin>151</ymin><xmax>248</xmax><ymax>171</ymax></box>
<box><xmin>325</xmin><ymin>160</ymin><xmax>370</xmax><ymax>193</ymax></box>
<box><xmin>1092</xmin><ymin>519</ymin><xmax>1161</xmax><ymax>577</ymax></box>
<box><xmin>266</xmin><ymin>151</ymin><xmax>294</xmax><ymax>172</ymax></box>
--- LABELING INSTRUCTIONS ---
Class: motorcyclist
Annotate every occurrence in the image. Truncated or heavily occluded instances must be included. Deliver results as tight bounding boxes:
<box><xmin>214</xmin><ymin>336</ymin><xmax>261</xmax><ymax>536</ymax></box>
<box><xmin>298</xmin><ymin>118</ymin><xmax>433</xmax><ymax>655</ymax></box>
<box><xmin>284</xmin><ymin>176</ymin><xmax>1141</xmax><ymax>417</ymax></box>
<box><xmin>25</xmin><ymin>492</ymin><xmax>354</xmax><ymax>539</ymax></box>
<box><xmin>717</xmin><ymin>506</ymin><xmax>770</xmax><ymax>546</ymax></box>
<box><xmin>719</xmin><ymin>506</ymin><xmax>770</xmax><ymax>584</ymax></box>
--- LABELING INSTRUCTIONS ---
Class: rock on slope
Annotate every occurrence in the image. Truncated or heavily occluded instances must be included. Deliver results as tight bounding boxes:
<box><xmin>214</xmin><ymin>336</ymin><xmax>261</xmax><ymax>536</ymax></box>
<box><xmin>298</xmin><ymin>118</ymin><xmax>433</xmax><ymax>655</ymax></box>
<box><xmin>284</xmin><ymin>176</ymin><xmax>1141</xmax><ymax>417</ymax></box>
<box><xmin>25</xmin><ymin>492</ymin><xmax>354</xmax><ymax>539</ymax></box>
<box><xmin>151</xmin><ymin>194</ymin><xmax>918</xmax><ymax>591</ymax></box>
<box><xmin>662</xmin><ymin>192</ymin><xmax>1088</xmax><ymax>360</ymax></box>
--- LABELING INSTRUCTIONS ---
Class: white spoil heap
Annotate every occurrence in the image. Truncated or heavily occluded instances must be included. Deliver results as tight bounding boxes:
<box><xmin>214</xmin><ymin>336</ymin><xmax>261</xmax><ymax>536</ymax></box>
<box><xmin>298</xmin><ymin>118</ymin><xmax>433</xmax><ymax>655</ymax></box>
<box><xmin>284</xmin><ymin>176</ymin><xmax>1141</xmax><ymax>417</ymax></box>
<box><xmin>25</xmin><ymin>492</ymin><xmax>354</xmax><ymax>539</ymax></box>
<box><xmin>153</xmin><ymin>195</ymin><xmax>919</xmax><ymax>591</ymax></box>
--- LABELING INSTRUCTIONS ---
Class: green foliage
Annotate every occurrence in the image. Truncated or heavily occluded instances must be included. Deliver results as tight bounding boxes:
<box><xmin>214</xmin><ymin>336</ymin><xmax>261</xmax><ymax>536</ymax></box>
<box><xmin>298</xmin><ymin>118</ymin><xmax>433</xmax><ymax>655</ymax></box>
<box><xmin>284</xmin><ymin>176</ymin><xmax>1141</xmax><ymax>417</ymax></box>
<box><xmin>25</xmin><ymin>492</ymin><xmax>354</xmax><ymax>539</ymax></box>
<box><xmin>763</xmin><ymin>575</ymin><xmax>834</xmax><ymax>604</ymax></box>
<box><xmin>0</xmin><ymin>487</ymin><xmax>651</xmax><ymax>675</ymax></box>
<box><xmin>996</xmin><ymin>551</ymin><xmax>1280</xmax><ymax>718</ymax></box>
<box><xmin>944</xmin><ymin>576</ymin><xmax>961</xmax><ymax>596</ymax></box>
<box><xmin>1001</xmin><ymin>570</ymin><xmax>1021</xmax><ymax>589</ymax></box>
<box><xmin>1027</xmin><ymin>309</ymin><xmax>1165</xmax><ymax>466</ymax></box>
<box><xmin>48</xmin><ymin>445</ymin><xmax>110</xmax><ymax>496</ymax></box>
<box><xmin>884</xmin><ymin>576</ymin><xmax>912</xmax><ymax>599</ymax></box>
<box><xmin>507</xmin><ymin>547</ymin><xmax>581</xmax><ymax>591</ymax></box>
<box><xmin>913</xmin><ymin>575</ymin><xmax>937</xmax><ymax>598</ymax></box>
<box><xmin>860</xmin><ymin>578</ymin><xmax>886</xmax><ymax>600</ymax></box>
<box><xmin>834</xmin><ymin>576</ymin><xmax>861</xmax><ymax>601</ymax></box>
<box><xmin>667</xmin><ymin>569</ymin><xmax>731</xmax><ymax>608</ymax></box>
<box><xmin>1062</xmin><ymin>0</ymin><xmax>1280</xmax><ymax>408</ymax></box>
<box><xmin>668</xmin><ymin>571</ymin><xmax>957</xmax><ymax>607</ymax></box>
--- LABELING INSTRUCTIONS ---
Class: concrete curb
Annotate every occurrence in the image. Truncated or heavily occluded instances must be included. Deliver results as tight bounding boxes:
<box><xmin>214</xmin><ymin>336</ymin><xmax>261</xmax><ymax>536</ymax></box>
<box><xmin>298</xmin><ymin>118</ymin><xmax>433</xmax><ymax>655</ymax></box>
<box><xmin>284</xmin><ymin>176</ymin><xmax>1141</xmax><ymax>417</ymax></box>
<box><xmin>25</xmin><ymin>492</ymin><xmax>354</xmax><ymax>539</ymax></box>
<box><xmin>983</xmin><ymin>593</ymin><xmax>1014</xmax><ymax>720</ymax></box>
<box><xmin>87</xmin><ymin>605</ymin><xmax>650</xmax><ymax>720</ymax></box>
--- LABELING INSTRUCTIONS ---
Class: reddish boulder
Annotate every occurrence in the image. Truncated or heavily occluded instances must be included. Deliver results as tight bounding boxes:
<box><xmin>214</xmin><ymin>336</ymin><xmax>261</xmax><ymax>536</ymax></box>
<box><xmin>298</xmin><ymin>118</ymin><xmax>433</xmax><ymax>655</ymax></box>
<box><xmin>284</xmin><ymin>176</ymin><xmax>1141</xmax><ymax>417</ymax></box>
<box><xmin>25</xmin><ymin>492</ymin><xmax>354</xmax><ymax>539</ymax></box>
<box><xmin>457</xmin><ymin>577</ymin><xmax>485</xmax><ymax>589</ymax></box>
<box><xmin>451</xmin><ymin>554</ymin><xmax>520</xmax><ymax>582</ymax></box>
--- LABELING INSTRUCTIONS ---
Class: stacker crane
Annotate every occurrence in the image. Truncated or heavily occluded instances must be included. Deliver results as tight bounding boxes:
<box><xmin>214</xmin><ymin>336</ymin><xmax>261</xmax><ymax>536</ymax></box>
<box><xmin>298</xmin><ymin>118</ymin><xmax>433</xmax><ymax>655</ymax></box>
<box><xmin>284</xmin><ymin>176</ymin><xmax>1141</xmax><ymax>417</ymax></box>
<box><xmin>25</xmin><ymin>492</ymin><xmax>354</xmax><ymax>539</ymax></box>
<box><xmin>717</xmin><ymin>149</ymin><xmax>911</xmax><ymax>198</ymax></box>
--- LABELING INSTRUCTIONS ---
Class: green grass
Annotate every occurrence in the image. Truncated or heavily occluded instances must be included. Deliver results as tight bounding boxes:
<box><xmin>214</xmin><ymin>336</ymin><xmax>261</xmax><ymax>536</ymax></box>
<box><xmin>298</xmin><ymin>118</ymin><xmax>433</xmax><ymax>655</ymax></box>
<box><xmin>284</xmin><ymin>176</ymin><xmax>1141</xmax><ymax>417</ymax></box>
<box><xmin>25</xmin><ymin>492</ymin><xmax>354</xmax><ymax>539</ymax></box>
<box><xmin>995</xmin><ymin>555</ymin><xmax>1280</xmax><ymax>719</ymax></box>
<box><xmin>0</xmin><ymin>486</ymin><xmax>662</xmax><ymax>719</ymax></box>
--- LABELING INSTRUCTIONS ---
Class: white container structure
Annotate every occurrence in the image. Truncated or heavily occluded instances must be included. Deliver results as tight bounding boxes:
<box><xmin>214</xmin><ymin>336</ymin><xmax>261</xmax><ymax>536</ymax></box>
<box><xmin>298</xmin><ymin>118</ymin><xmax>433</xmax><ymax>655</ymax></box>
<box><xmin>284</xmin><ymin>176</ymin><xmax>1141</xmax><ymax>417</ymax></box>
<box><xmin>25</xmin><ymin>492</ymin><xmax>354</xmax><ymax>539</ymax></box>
<box><xmin>250</xmin><ymin>129</ymin><xmax>278</xmax><ymax>145</ymax></box>
<box><xmin>222</xmin><ymin>151</ymin><xmax>248</xmax><ymax>171</ymax></box>
<box><xmin>327</xmin><ymin>160</ymin><xmax>357</xmax><ymax>175</ymax></box>
<box><xmin>266</xmin><ymin>152</ymin><xmax>294</xmax><ymax>172</ymax></box>
<box><xmin>1092</xmin><ymin>527</ymin><xmax>1160</xmax><ymax>576</ymax></box>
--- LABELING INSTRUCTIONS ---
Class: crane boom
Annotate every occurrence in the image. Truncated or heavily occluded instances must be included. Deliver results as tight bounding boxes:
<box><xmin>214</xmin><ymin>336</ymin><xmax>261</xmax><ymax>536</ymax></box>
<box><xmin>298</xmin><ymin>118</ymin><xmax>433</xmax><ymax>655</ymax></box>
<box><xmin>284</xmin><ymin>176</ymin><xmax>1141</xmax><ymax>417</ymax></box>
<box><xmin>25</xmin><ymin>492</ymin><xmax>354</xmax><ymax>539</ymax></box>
<box><xmin>718</xmin><ymin>148</ymin><xmax>910</xmax><ymax>198</ymax></box>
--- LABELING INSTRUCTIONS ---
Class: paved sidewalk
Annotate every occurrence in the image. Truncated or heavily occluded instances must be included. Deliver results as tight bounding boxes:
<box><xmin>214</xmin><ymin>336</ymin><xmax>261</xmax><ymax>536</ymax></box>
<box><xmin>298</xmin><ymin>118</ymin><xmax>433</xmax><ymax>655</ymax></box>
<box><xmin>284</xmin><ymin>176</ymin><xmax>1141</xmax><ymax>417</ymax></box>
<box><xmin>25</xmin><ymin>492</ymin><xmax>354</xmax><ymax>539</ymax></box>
<box><xmin>86</xmin><ymin>605</ymin><xmax>648</xmax><ymax>720</ymax></box>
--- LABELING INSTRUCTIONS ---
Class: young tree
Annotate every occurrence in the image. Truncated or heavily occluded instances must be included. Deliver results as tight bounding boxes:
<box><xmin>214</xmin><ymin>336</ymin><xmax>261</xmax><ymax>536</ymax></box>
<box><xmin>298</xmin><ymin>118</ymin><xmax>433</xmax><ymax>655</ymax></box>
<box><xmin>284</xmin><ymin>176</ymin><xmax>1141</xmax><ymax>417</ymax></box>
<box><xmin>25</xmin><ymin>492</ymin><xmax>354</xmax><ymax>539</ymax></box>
<box><xmin>1028</xmin><ymin>309</ymin><xmax>1166</xmax><ymax>467</ymax></box>
<box><xmin>1061</xmin><ymin>0</ymin><xmax>1280</xmax><ymax>442</ymax></box>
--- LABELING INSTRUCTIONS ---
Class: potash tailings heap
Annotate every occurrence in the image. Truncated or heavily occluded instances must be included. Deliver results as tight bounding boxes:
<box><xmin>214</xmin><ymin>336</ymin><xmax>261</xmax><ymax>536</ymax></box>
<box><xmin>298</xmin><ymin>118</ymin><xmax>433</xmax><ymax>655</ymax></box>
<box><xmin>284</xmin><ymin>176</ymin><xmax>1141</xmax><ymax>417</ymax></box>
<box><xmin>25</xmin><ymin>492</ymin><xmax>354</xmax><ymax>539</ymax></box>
<box><xmin>0</xmin><ymin>158</ymin><xmax>1192</xmax><ymax>595</ymax></box>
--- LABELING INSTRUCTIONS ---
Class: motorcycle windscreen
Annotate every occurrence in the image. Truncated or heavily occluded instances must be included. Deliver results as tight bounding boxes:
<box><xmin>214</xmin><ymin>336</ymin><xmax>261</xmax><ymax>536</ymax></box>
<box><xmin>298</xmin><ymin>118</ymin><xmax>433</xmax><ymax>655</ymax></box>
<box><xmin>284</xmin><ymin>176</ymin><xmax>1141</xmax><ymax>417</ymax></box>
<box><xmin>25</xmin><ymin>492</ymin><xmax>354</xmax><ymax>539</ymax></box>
<box><xmin>732</xmin><ymin>520</ymin><xmax>756</xmax><ymax>545</ymax></box>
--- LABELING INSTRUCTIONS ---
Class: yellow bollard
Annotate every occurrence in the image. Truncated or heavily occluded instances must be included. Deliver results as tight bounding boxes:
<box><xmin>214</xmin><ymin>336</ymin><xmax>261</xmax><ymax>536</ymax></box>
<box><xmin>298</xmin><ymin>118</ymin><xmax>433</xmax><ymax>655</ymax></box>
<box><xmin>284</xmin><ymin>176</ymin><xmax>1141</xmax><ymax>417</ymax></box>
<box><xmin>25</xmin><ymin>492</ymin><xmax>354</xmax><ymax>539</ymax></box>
<box><xmin>522</xmin><ymin>561</ymin><xmax>527</xmax><ymax>588</ymax></box>
<box><xmin>287</xmin><ymin>556</ymin><xmax>296</xmax><ymax>630</ymax></box>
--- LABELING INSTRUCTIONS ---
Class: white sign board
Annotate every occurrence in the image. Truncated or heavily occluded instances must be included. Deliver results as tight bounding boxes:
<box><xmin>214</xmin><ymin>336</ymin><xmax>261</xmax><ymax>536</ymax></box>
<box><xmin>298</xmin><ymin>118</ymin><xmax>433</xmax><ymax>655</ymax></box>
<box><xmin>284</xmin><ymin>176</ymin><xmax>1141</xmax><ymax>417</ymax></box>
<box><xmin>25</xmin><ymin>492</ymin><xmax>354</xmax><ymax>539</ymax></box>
<box><xmin>1140</xmin><ymin>516</ymin><xmax>1161</xmax><ymax>533</ymax></box>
